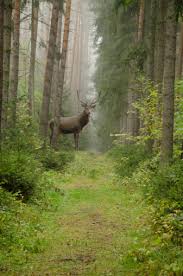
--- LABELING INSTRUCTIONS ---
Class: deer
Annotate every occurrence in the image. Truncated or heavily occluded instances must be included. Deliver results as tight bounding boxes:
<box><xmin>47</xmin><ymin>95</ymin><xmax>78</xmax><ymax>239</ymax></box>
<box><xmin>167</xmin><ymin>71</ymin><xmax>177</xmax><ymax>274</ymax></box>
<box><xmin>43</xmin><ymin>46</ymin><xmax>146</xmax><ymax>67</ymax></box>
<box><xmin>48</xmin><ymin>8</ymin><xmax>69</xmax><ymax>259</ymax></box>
<box><xmin>49</xmin><ymin>91</ymin><xmax>97</xmax><ymax>150</ymax></box>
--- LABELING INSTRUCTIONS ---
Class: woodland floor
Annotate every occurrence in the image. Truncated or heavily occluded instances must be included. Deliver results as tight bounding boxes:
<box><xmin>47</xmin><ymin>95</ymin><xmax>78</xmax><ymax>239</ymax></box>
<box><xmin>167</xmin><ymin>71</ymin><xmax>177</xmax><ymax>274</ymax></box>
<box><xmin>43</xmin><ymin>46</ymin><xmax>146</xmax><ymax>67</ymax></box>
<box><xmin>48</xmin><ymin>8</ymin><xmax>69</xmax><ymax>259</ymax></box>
<box><xmin>6</xmin><ymin>153</ymin><xmax>152</xmax><ymax>276</ymax></box>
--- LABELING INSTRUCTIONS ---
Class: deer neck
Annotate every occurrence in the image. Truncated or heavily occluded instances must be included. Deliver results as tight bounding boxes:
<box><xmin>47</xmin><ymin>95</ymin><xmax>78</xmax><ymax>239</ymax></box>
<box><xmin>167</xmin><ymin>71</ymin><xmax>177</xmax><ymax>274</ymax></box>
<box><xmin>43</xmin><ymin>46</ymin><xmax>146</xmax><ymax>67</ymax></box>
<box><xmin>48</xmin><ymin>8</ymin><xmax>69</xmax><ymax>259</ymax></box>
<box><xmin>79</xmin><ymin>111</ymin><xmax>89</xmax><ymax>128</ymax></box>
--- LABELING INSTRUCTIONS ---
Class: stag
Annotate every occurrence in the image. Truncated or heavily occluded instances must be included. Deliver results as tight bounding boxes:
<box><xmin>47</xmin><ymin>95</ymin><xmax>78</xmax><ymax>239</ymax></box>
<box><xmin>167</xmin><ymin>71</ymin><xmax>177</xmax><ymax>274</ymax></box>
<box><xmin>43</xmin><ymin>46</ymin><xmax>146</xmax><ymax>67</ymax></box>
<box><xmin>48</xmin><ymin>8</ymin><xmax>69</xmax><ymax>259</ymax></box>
<box><xmin>50</xmin><ymin>91</ymin><xmax>97</xmax><ymax>150</ymax></box>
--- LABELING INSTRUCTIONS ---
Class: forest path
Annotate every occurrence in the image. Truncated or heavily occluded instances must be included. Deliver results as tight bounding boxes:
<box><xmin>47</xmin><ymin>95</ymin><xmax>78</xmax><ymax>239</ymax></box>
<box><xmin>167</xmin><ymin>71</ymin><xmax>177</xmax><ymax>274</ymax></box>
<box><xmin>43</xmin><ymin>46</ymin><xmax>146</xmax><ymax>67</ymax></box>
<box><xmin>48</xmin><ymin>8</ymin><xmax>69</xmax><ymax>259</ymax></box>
<box><xmin>27</xmin><ymin>153</ymin><xmax>149</xmax><ymax>275</ymax></box>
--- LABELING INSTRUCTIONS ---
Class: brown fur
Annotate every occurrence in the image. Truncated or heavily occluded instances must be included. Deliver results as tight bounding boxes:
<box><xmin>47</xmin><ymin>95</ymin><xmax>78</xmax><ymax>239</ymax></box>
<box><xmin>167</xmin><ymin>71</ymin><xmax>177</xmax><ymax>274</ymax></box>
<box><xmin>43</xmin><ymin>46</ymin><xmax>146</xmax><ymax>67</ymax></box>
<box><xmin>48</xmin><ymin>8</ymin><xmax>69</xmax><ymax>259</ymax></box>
<box><xmin>50</xmin><ymin>109</ymin><xmax>91</xmax><ymax>150</ymax></box>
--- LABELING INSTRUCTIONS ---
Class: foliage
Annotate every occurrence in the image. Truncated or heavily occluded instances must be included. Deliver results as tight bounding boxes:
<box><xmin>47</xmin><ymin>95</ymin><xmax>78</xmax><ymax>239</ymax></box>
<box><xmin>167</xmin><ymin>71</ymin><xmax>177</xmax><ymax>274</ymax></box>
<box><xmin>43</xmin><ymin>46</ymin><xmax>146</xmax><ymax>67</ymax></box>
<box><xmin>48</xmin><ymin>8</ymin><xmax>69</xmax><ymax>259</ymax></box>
<box><xmin>0</xmin><ymin>149</ymin><xmax>42</xmax><ymax>200</ymax></box>
<box><xmin>108</xmin><ymin>143</ymin><xmax>150</xmax><ymax>178</ymax></box>
<box><xmin>127</xmin><ymin>43</ymin><xmax>147</xmax><ymax>72</ymax></box>
<box><xmin>175</xmin><ymin>80</ymin><xmax>183</xmax><ymax>142</ymax></box>
<box><xmin>92</xmin><ymin>0</ymin><xmax>136</xmax><ymax>150</ymax></box>
<box><xmin>38</xmin><ymin>148</ymin><xmax>75</xmax><ymax>171</ymax></box>
<box><xmin>0</xmin><ymin>169</ymin><xmax>65</xmax><ymax>272</ymax></box>
<box><xmin>134</xmin><ymin>77</ymin><xmax>161</xmax><ymax>144</ymax></box>
<box><xmin>109</xmin><ymin>145</ymin><xmax>183</xmax><ymax>274</ymax></box>
<box><xmin>4</xmin><ymin>98</ymin><xmax>41</xmax><ymax>153</ymax></box>
<box><xmin>0</xmin><ymin>187</ymin><xmax>45</xmax><ymax>271</ymax></box>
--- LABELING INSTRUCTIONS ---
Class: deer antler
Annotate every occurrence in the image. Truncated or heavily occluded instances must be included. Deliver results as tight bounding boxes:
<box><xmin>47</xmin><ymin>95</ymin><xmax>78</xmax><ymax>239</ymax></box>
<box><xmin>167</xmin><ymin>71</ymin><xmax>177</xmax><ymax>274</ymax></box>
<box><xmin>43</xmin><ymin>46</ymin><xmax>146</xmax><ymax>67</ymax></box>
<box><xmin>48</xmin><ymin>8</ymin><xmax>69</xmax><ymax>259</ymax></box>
<box><xmin>77</xmin><ymin>90</ymin><xmax>87</xmax><ymax>106</ymax></box>
<box><xmin>89</xmin><ymin>91</ymin><xmax>102</xmax><ymax>108</ymax></box>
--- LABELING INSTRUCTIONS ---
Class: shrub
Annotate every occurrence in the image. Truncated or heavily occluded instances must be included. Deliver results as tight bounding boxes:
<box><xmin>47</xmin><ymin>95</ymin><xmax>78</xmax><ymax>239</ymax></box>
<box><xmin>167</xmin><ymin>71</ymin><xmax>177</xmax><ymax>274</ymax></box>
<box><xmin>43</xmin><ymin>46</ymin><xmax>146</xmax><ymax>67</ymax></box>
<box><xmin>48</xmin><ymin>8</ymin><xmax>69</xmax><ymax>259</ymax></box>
<box><xmin>0</xmin><ymin>150</ymin><xmax>41</xmax><ymax>200</ymax></box>
<box><xmin>108</xmin><ymin>143</ymin><xmax>150</xmax><ymax>178</ymax></box>
<box><xmin>38</xmin><ymin>148</ymin><xmax>75</xmax><ymax>171</ymax></box>
<box><xmin>136</xmin><ymin>159</ymin><xmax>183</xmax><ymax>247</ymax></box>
<box><xmin>0</xmin><ymin>187</ymin><xmax>47</xmax><ymax>271</ymax></box>
<box><xmin>150</xmin><ymin>161</ymin><xmax>183</xmax><ymax>204</ymax></box>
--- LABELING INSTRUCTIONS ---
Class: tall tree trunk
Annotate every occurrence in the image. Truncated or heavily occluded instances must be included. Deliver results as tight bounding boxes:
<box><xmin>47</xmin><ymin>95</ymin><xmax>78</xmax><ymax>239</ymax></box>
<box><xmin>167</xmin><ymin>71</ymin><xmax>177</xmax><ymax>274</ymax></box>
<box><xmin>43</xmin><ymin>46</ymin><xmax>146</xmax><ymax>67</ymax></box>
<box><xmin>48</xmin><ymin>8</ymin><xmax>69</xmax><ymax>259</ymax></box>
<box><xmin>177</xmin><ymin>22</ymin><xmax>183</xmax><ymax>79</ymax></box>
<box><xmin>0</xmin><ymin>0</ymin><xmax>4</xmax><ymax>143</ymax></box>
<box><xmin>50</xmin><ymin>11</ymin><xmax>62</xmax><ymax>117</ymax></box>
<box><xmin>51</xmin><ymin>0</ymin><xmax>72</xmax><ymax>148</ymax></box>
<box><xmin>39</xmin><ymin>0</ymin><xmax>60</xmax><ymax>142</ymax></box>
<box><xmin>9</xmin><ymin>0</ymin><xmax>20</xmax><ymax>128</ymax></box>
<box><xmin>137</xmin><ymin>0</ymin><xmax>145</xmax><ymax>41</ymax></box>
<box><xmin>127</xmin><ymin>0</ymin><xmax>145</xmax><ymax>138</ymax></box>
<box><xmin>155</xmin><ymin>0</ymin><xmax>166</xmax><ymax>94</ymax></box>
<box><xmin>176</xmin><ymin>22</ymin><xmax>183</xmax><ymax>158</ymax></box>
<box><xmin>70</xmin><ymin>4</ymin><xmax>79</xmax><ymax>91</ymax></box>
<box><xmin>146</xmin><ymin>0</ymin><xmax>157</xmax><ymax>81</ymax></box>
<box><xmin>2</xmin><ymin>0</ymin><xmax>12</xmax><ymax>130</ymax></box>
<box><xmin>161</xmin><ymin>0</ymin><xmax>177</xmax><ymax>164</ymax></box>
<box><xmin>28</xmin><ymin>0</ymin><xmax>39</xmax><ymax>117</ymax></box>
<box><xmin>58</xmin><ymin>0</ymin><xmax>72</xmax><ymax>109</ymax></box>
<box><xmin>144</xmin><ymin>0</ymin><xmax>157</xmax><ymax>152</ymax></box>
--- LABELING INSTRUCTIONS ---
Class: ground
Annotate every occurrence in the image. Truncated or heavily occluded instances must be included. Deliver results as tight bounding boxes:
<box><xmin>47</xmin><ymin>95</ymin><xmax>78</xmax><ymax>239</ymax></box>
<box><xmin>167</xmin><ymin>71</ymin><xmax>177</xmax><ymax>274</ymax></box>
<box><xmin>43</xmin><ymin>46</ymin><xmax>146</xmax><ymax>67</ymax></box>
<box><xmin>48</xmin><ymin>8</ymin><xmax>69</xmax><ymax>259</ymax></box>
<box><xmin>4</xmin><ymin>153</ymin><xmax>152</xmax><ymax>276</ymax></box>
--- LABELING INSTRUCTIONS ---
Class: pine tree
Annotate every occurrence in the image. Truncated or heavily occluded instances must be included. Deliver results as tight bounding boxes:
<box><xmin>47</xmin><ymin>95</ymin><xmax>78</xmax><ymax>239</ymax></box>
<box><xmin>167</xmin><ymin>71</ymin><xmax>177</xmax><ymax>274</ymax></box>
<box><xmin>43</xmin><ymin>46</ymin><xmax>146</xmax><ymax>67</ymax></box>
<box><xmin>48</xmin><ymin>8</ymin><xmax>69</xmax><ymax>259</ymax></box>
<box><xmin>161</xmin><ymin>0</ymin><xmax>177</xmax><ymax>164</ymax></box>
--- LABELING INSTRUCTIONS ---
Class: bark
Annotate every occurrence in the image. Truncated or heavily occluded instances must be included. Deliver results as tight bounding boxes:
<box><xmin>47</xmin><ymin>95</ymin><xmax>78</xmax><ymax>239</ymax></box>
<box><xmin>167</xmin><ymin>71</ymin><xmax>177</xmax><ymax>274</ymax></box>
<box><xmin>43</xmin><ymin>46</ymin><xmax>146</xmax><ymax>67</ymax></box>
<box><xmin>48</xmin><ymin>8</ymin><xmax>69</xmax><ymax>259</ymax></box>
<box><xmin>51</xmin><ymin>0</ymin><xmax>72</xmax><ymax>148</ymax></box>
<box><xmin>146</xmin><ymin>0</ymin><xmax>157</xmax><ymax>81</ymax></box>
<box><xmin>155</xmin><ymin>0</ymin><xmax>167</xmax><ymax>94</ymax></box>
<box><xmin>39</xmin><ymin>0</ymin><xmax>60</xmax><ymax>141</ymax></box>
<box><xmin>161</xmin><ymin>0</ymin><xmax>177</xmax><ymax>164</ymax></box>
<box><xmin>127</xmin><ymin>0</ymin><xmax>145</xmax><ymax>138</ymax></box>
<box><xmin>2</xmin><ymin>0</ymin><xmax>12</xmax><ymax>129</ymax></box>
<box><xmin>177</xmin><ymin>22</ymin><xmax>183</xmax><ymax>79</ymax></box>
<box><xmin>70</xmin><ymin>6</ymin><xmax>79</xmax><ymax>90</ymax></box>
<box><xmin>137</xmin><ymin>0</ymin><xmax>145</xmax><ymax>42</ymax></box>
<box><xmin>9</xmin><ymin>0</ymin><xmax>20</xmax><ymax>128</ymax></box>
<box><xmin>51</xmin><ymin>11</ymin><xmax>62</xmax><ymax>117</ymax></box>
<box><xmin>28</xmin><ymin>0</ymin><xmax>39</xmax><ymax>117</ymax></box>
<box><xmin>127</xmin><ymin>80</ymin><xmax>140</xmax><ymax>137</ymax></box>
<box><xmin>0</xmin><ymin>0</ymin><xmax>4</xmax><ymax>143</ymax></box>
<box><xmin>144</xmin><ymin>0</ymin><xmax>158</xmax><ymax>152</ymax></box>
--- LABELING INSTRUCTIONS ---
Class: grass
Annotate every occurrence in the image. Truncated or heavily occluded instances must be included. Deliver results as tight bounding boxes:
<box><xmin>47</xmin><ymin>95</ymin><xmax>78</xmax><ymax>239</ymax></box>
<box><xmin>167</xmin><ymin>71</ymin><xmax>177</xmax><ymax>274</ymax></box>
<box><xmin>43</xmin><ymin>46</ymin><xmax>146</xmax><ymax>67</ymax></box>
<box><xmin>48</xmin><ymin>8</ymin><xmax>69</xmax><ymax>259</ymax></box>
<box><xmin>1</xmin><ymin>152</ymin><xmax>182</xmax><ymax>275</ymax></box>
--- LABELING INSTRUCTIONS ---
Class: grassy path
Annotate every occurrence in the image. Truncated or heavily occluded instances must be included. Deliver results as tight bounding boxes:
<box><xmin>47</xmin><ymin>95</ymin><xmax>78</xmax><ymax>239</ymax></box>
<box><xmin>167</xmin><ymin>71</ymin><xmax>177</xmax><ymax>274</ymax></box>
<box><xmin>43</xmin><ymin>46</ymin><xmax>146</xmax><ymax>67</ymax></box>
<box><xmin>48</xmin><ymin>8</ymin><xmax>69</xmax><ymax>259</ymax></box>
<box><xmin>15</xmin><ymin>153</ymin><xmax>150</xmax><ymax>275</ymax></box>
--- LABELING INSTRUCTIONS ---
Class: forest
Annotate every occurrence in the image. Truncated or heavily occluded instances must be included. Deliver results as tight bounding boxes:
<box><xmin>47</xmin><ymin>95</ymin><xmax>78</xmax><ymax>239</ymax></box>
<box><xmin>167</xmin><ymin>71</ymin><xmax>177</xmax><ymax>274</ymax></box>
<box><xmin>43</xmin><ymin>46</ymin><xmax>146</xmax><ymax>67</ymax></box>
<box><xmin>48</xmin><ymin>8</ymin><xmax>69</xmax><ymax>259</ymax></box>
<box><xmin>0</xmin><ymin>0</ymin><xmax>183</xmax><ymax>275</ymax></box>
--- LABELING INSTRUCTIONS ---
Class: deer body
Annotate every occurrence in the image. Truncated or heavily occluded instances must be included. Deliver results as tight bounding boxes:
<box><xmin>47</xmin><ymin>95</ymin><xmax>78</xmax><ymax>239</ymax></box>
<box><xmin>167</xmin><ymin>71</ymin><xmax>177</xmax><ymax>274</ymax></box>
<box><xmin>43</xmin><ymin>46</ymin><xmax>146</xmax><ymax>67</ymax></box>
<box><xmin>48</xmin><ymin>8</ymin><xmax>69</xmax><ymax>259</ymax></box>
<box><xmin>50</xmin><ymin>110</ymin><xmax>90</xmax><ymax>149</ymax></box>
<box><xmin>50</xmin><ymin>90</ymin><xmax>97</xmax><ymax>150</ymax></box>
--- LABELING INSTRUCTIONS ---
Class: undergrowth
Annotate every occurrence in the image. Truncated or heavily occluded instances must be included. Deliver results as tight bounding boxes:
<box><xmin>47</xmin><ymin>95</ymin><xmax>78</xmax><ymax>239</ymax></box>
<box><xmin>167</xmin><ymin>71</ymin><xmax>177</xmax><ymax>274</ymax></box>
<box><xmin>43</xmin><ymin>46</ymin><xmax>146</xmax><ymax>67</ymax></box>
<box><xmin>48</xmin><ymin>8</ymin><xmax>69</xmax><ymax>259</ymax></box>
<box><xmin>0</xmin><ymin>110</ymin><xmax>75</xmax><ymax>272</ymax></box>
<box><xmin>110</xmin><ymin>144</ymin><xmax>183</xmax><ymax>275</ymax></box>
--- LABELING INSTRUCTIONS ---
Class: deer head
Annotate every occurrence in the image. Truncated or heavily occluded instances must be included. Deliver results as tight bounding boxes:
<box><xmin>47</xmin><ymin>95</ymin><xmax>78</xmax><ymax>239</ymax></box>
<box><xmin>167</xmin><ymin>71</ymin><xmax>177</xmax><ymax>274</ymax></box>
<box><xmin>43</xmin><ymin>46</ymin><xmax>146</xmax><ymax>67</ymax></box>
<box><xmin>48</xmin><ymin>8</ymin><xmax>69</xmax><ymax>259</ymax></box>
<box><xmin>77</xmin><ymin>90</ymin><xmax>97</xmax><ymax>116</ymax></box>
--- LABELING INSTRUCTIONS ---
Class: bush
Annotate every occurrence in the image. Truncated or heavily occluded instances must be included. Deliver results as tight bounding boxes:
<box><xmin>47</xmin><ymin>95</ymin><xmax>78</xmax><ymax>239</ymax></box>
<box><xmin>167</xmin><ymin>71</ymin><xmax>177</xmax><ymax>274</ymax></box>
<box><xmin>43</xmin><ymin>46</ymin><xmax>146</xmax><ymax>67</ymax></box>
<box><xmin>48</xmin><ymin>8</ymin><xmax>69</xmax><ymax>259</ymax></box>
<box><xmin>0</xmin><ymin>150</ymin><xmax>41</xmax><ymax>200</ymax></box>
<box><xmin>145</xmin><ymin>161</ymin><xmax>183</xmax><ymax>247</ymax></box>
<box><xmin>150</xmin><ymin>161</ymin><xmax>183</xmax><ymax>204</ymax></box>
<box><xmin>117</xmin><ymin>156</ymin><xmax>183</xmax><ymax>273</ymax></box>
<box><xmin>108</xmin><ymin>144</ymin><xmax>150</xmax><ymax>178</ymax></box>
<box><xmin>0</xmin><ymin>187</ymin><xmax>47</xmax><ymax>271</ymax></box>
<box><xmin>38</xmin><ymin>148</ymin><xmax>75</xmax><ymax>171</ymax></box>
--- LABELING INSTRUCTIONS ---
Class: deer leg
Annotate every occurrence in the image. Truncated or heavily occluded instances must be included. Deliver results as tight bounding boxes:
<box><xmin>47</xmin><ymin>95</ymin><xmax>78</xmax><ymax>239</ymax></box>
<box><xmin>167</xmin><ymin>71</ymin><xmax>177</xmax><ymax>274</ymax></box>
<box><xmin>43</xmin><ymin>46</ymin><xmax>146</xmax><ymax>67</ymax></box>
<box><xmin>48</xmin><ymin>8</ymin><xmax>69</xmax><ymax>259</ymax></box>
<box><xmin>74</xmin><ymin>133</ymin><xmax>79</xmax><ymax>150</ymax></box>
<box><xmin>74</xmin><ymin>133</ymin><xmax>77</xmax><ymax>150</ymax></box>
<box><xmin>76</xmin><ymin>133</ymin><xmax>79</xmax><ymax>150</ymax></box>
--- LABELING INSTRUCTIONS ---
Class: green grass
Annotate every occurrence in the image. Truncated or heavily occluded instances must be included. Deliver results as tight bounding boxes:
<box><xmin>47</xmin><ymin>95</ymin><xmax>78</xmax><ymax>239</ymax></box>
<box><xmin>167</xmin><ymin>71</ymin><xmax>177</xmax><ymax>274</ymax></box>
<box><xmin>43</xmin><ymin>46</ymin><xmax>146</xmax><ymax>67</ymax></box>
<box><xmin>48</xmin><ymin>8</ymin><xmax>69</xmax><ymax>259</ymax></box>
<box><xmin>1</xmin><ymin>152</ymin><xmax>182</xmax><ymax>275</ymax></box>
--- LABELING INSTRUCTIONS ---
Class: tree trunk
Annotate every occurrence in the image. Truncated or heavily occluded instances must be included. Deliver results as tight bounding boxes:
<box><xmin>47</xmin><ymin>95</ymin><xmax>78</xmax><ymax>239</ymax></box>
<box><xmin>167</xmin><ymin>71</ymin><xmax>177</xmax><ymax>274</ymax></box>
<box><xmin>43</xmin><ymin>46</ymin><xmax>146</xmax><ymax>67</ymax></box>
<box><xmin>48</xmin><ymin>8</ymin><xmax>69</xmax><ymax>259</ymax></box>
<box><xmin>0</xmin><ymin>0</ymin><xmax>4</xmax><ymax>143</ymax></box>
<box><xmin>28</xmin><ymin>0</ymin><xmax>39</xmax><ymax>117</ymax></box>
<box><xmin>176</xmin><ymin>23</ymin><xmax>183</xmax><ymax>158</ymax></box>
<box><xmin>137</xmin><ymin>0</ymin><xmax>145</xmax><ymax>41</ymax></box>
<box><xmin>161</xmin><ymin>0</ymin><xmax>177</xmax><ymax>164</ymax></box>
<box><xmin>51</xmin><ymin>0</ymin><xmax>72</xmax><ymax>148</ymax></box>
<box><xmin>144</xmin><ymin>0</ymin><xmax>157</xmax><ymax>152</ymax></box>
<box><xmin>127</xmin><ymin>0</ymin><xmax>145</xmax><ymax>138</ymax></box>
<box><xmin>39</xmin><ymin>0</ymin><xmax>60</xmax><ymax>142</ymax></box>
<box><xmin>146</xmin><ymin>0</ymin><xmax>157</xmax><ymax>81</ymax></box>
<box><xmin>50</xmin><ymin>11</ymin><xmax>62</xmax><ymax>117</ymax></box>
<box><xmin>9</xmin><ymin>0</ymin><xmax>20</xmax><ymax>128</ymax></box>
<box><xmin>127</xmin><ymin>80</ymin><xmax>140</xmax><ymax>137</ymax></box>
<box><xmin>154</xmin><ymin>0</ymin><xmax>167</xmax><ymax>94</ymax></box>
<box><xmin>177</xmin><ymin>22</ymin><xmax>183</xmax><ymax>79</ymax></box>
<box><xmin>2</xmin><ymin>0</ymin><xmax>12</xmax><ymax>130</ymax></box>
<box><xmin>70</xmin><ymin>4</ymin><xmax>79</xmax><ymax>91</ymax></box>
